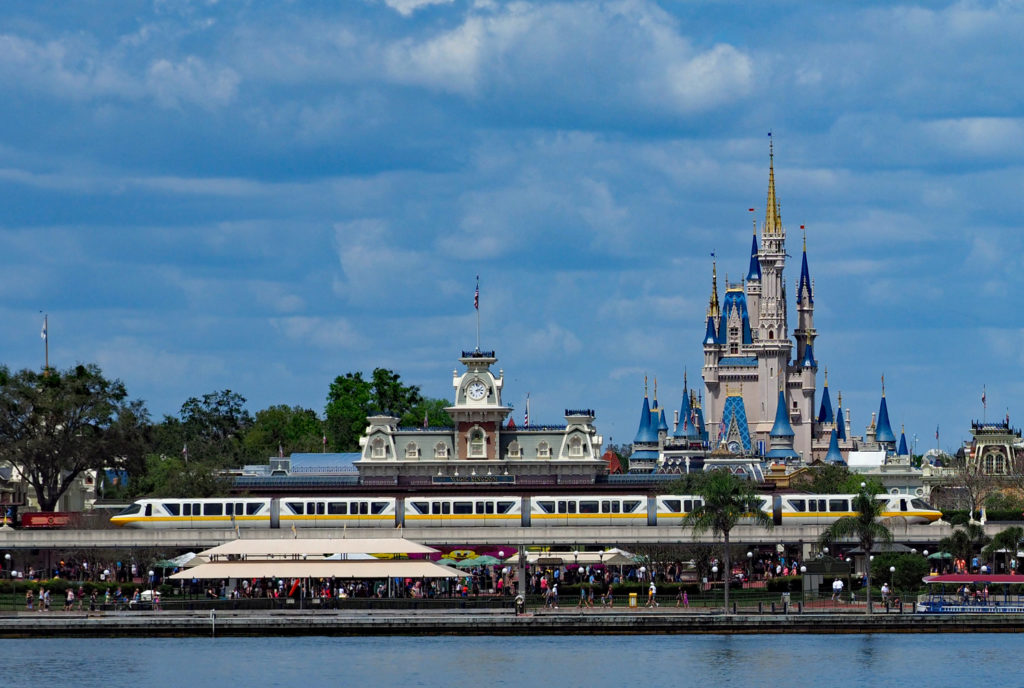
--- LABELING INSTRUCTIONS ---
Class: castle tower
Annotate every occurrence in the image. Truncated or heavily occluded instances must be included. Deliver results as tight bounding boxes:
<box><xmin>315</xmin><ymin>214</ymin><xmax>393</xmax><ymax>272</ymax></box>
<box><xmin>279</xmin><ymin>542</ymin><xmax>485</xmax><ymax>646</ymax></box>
<box><xmin>875</xmin><ymin>377</ymin><xmax>897</xmax><ymax>452</ymax></box>
<box><xmin>824</xmin><ymin>428</ymin><xmax>844</xmax><ymax>464</ymax></box>
<box><xmin>765</xmin><ymin>388</ymin><xmax>799</xmax><ymax>460</ymax></box>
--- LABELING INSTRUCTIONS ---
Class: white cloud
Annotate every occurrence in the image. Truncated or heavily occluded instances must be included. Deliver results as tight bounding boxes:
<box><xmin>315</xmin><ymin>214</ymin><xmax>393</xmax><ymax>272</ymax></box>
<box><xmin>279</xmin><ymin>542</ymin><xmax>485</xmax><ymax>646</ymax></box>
<box><xmin>383</xmin><ymin>0</ymin><xmax>456</xmax><ymax>18</ymax></box>
<box><xmin>146</xmin><ymin>56</ymin><xmax>239</xmax><ymax>109</ymax></box>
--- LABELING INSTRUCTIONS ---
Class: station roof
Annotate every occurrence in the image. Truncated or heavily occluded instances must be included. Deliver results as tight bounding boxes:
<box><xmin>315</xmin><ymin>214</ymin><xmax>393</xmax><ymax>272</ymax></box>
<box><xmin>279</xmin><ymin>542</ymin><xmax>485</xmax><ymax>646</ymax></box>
<box><xmin>199</xmin><ymin>537</ymin><xmax>438</xmax><ymax>558</ymax></box>
<box><xmin>170</xmin><ymin>559</ymin><xmax>460</xmax><ymax>580</ymax></box>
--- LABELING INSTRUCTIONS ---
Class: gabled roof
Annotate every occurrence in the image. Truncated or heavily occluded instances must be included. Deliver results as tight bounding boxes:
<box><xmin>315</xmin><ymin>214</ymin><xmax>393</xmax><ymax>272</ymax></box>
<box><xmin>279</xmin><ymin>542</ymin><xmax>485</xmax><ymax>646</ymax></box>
<box><xmin>719</xmin><ymin>288</ymin><xmax>753</xmax><ymax>345</ymax></box>
<box><xmin>704</xmin><ymin>315</ymin><xmax>719</xmax><ymax>345</ymax></box>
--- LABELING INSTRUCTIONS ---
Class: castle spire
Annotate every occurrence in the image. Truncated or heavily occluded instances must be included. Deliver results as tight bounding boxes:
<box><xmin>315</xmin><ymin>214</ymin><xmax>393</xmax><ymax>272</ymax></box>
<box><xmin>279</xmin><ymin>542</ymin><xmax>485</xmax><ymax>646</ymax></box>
<box><xmin>825</xmin><ymin>428</ymin><xmax>844</xmax><ymax>464</ymax></box>
<box><xmin>876</xmin><ymin>376</ymin><xmax>896</xmax><ymax>445</ymax></box>
<box><xmin>747</xmin><ymin>227</ymin><xmax>762</xmax><ymax>281</ymax></box>
<box><xmin>764</xmin><ymin>134</ymin><xmax>782</xmax><ymax>236</ymax></box>
<box><xmin>797</xmin><ymin>226</ymin><xmax>813</xmax><ymax>304</ymax></box>
<box><xmin>709</xmin><ymin>257</ymin><xmax>720</xmax><ymax>317</ymax></box>
<box><xmin>836</xmin><ymin>391</ymin><xmax>847</xmax><ymax>441</ymax></box>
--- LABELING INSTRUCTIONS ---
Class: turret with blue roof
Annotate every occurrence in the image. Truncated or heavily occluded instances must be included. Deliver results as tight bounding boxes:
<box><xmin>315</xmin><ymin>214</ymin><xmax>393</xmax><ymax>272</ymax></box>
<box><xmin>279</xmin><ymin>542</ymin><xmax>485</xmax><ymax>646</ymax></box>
<box><xmin>817</xmin><ymin>370</ymin><xmax>834</xmax><ymax>425</ymax></box>
<box><xmin>824</xmin><ymin>429</ymin><xmax>844</xmax><ymax>464</ymax></box>
<box><xmin>875</xmin><ymin>376</ymin><xmax>897</xmax><ymax>445</ymax></box>
<box><xmin>746</xmin><ymin>227</ymin><xmax>761</xmax><ymax>282</ymax></box>
<box><xmin>673</xmin><ymin>371</ymin><xmax>699</xmax><ymax>440</ymax></box>
<box><xmin>766</xmin><ymin>387</ymin><xmax>800</xmax><ymax>459</ymax></box>
<box><xmin>835</xmin><ymin>391</ymin><xmax>847</xmax><ymax>441</ymax></box>
<box><xmin>897</xmin><ymin>425</ymin><xmax>909</xmax><ymax>457</ymax></box>
<box><xmin>633</xmin><ymin>381</ymin><xmax>659</xmax><ymax>445</ymax></box>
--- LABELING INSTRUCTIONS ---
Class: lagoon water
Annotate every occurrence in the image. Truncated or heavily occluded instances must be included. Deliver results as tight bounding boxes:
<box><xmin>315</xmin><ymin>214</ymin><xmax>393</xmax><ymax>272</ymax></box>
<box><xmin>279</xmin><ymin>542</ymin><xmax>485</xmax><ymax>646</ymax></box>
<box><xmin>2</xmin><ymin>634</ymin><xmax>1015</xmax><ymax>687</ymax></box>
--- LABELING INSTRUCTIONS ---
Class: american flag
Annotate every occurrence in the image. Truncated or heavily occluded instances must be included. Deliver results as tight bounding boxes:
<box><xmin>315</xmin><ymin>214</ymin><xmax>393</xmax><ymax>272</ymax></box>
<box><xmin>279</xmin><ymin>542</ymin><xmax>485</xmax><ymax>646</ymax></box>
<box><xmin>525</xmin><ymin>393</ymin><xmax>530</xmax><ymax>428</ymax></box>
<box><xmin>474</xmin><ymin>276</ymin><xmax>479</xmax><ymax>311</ymax></box>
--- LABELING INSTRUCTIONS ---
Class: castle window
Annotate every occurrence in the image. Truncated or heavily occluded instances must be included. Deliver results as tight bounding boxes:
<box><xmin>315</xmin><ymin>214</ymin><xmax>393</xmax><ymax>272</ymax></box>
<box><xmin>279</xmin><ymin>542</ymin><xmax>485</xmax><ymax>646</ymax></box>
<box><xmin>370</xmin><ymin>437</ymin><xmax>386</xmax><ymax>459</ymax></box>
<box><xmin>768</xmin><ymin>330</ymin><xmax>775</xmax><ymax>340</ymax></box>
<box><xmin>405</xmin><ymin>442</ymin><xmax>419</xmax><ymax>459</ymax></box>
<box><xmin>507</xmin><ymin>441</ymin><xmax>521</xmax><ymax>459</ymax></box>
<box><xmin>730</xmin><ymin>343</ymin><xmax>739</xmax><ymax>354</ymax></box>
<box><xmin>537</xmin><ymin>441</ymin><xmax>551</xmax><ymax>459</ymax></box>
<box><xmin>568</xmin><ymin>436</ymin><xmax>584</xmax><ymax>457</ymax></box>
<box><xmin>468</xmin><ymin>429</ymin><xmax>486</xmax><ymax>458</ymax></box>
<box><xmin>434</xmin><ymin>442</ymin><xmax>449</xmax><ymax>459</ymax></box>
<box><xmin>982</xmin><ymin>450</ymin><xmax>1006</xmax><ymax>474</ymax></box>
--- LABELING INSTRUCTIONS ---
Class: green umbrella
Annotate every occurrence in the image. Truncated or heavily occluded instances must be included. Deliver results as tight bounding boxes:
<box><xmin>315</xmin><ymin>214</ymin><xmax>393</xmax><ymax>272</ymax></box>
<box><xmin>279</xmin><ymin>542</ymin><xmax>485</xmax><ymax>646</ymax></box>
<box><xmin>437</xmin><ymin>558</ymin><xmax>460</xmax><ymax>566</ymax></box>
<box><xmin>927</xmin><ymin>552</ymin><xmax>953</xmax><ymax>560</ymax></box>
<box><xmin>455</xmin><ymin>558</ymin><xmax>481</xmax><ymax>569</ymax></box>
<box><xmin>472</xmin><ymin>555</ymin><xmax>501</xmax><ymax>566</ymax></box>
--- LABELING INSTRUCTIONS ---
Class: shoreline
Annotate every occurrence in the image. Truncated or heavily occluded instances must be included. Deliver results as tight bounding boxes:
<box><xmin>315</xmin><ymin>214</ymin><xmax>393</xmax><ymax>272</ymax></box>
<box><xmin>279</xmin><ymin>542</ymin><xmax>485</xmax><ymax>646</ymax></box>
<box><xmin>0</xmin><ymin>609</ymin><xmax>1021</xmax><ymax>637</ymax></box>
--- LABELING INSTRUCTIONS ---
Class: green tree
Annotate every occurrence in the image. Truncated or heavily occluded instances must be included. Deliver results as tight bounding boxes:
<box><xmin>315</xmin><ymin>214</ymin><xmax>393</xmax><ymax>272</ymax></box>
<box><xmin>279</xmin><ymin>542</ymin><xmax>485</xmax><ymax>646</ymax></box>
<box><xmin>870</xmin><ymin>553</ymin><xmax>929</xmax><ymax>599</ymax></box>
<box><xmin>983</xmin><ymin>526</ymin><xmax>1023</xmax><ymax>574</ymax></box>
<box><xmin>939</xmin><ymin>523</ymin><xmax>990</xmax><ymax>570</ymax></box>
<box><xmin>0</xmin><ymin>364</ymin><xmax>149</xmax><ymax>511</ymax></box>
<box><xmin>791</xmin><ymin>464</ymin><xmax>883</xmax><ymax>494</ymax></box>
<box><xmin>129</xmin><ymin>454</ymin><xmax>231</xmax><ymax>498</ymax></box>
<box><xmin>243</xmin><ymin>405</ymin><xmax>324</xmax><ymax>458</ymax></box>
<box><xmin>179</xmin><ymin>390</ymin><xmax>252</xmax><ymax>465</ymax></box>
<box><xmin>819</xmin><ymin>485</ymin><xmax>893</xmax><ymax>614</ymax></box>
<box><xmin>324</xmin><ymin>368</ymin><xmax>448</xmax><ymax>451</ymax></box>
<box><xmin>683</xmin><ymin>469</ymin><xmax>773</xmax><ymax>614</ymax></box>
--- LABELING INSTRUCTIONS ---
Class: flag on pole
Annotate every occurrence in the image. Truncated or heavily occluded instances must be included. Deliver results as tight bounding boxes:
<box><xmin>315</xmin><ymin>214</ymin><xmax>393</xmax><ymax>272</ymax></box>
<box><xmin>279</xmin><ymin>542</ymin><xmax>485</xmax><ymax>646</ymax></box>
<box><xmin>423</xmin><ymin>411</ymin><xmax>429</xmax><ymax>429</ymax></box>
<box><xmin>474</xmin><ymin>276</ymin><xmax>479</xmax><ymax>310</ymax></box>
<box><xmin>278</xmin><ymin>444</ymin><xmax>284</xmax><ymax>458</ymax></box>
<box><xmin>982</xmin><ymin>387</ymin><xmax>987</xmax><ymax>408</ymax></box>
<box><xmin>935</xmin><ymin>426</ymin><xmax>939</xmax><ymax>441</ymax></box>
<box><xmin>525</xmin><ymin>393</ymin><xmax>530</xmax><ymax>428</ymax></box>
<box><xmin>40</xmin><ymin>318</ymin><xmax>47</xmax><ymax>341</ymax></box>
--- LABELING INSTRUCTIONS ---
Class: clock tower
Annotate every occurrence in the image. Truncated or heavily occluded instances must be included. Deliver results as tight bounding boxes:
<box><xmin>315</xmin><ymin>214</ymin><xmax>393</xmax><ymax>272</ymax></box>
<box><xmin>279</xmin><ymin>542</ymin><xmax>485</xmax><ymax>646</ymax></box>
<box><xmin>447</xmin><ymin>350</ymin><xmax>512</xmax><ymax>461</ymax></box>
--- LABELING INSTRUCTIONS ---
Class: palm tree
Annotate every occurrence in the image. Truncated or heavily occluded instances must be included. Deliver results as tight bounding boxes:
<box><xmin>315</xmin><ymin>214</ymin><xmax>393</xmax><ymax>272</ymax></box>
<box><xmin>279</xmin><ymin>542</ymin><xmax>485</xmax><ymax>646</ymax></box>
<box><xmin>684</xmin><ymin>469</ymin><xmax>773</xmax><ymax>614</ymax></box>
<box><xmin>983</xmin><ymin>526</ymin><xmax>1024</xmax><ymax>574</ymax></box>
<box><xmin>940</xmin><ymin>523</ymin><xmax>990</xmax><ymax>572</ymax></box>
<box><xmin>819</xmin><ymin>485</ymin><xmax>893</xmax><ymax>614</ymax></box>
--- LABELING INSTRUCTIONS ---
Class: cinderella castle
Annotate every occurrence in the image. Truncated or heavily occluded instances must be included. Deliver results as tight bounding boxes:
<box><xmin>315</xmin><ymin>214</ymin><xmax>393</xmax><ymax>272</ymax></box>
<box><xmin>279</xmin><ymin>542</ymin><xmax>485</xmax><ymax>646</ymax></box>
<box><xmin>629</xmin><ymin>142</ymin><xmax>911</xmax><ymax>474</ymax></box>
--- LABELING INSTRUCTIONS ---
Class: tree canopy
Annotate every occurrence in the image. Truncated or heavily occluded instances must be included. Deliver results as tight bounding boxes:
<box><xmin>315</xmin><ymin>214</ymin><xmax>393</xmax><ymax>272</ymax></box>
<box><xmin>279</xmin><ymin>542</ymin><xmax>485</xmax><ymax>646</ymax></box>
<box><xmin>790</xmin><ymin>464</ymin><xmax>884</xmax><ymax>495</ymax></box>
<box><xmin>0</xmin><ymin>364</ymin><xmax>149</xmax><ymax>511</ymax></box>
<box><xmin>325</xmin><ymin>368</ymin><xmax>451</xmax><ymax>451</ymax></box>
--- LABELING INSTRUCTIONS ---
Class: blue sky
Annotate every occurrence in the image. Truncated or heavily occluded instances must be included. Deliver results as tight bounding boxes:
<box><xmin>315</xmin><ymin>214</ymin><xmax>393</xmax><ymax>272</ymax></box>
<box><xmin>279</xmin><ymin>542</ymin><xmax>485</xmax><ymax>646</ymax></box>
<box><xmin>1</xmin><ymin>0</ymin><xmax>1022</xmax><ymax>454</ymax></box>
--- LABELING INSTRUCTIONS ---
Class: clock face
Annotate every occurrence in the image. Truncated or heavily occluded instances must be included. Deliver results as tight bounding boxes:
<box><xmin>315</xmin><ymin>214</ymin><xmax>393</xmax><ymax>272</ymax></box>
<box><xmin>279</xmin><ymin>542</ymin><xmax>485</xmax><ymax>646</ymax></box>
<box><xmin>727</xmin><ymin>441</ymin><xmax>741</xmax><ymax>453</ymax></box>
<box><xmin>466</xmin><ymin>380</ymin><xmax>487</xmax><ymax>401</ymax></box>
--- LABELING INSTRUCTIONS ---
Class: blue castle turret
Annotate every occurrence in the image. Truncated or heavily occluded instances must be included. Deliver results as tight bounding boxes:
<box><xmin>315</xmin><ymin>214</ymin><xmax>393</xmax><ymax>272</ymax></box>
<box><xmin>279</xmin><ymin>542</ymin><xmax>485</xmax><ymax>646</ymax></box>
<box><xmin>766</xmin><ymin>389</ymin><xmax>799</xmax><ymax>460</ymax></box>
<box><xmin>836</xmin><ymin>391</ymin><xmax>847</xmax><ymax>441</ymax></box>
<box><xmin>817</xmin><ymin>371</ymin><xmax>834</xmax><ymax>424</ymax></box>
<box><xmin>674</xmin><ymin>372</ymin><xmax>699</xmax><ymax>440</ymax></box>
<box><xmin>897</xmin><ymin>425</ymin><xmax>909</xmax><ymax>457</ymax></box>
<box><xmin>824</xmin><ymin>428</ymin><xmax>844</xmax><ymax>464</ymax></box>
<box><xmin>875</xmin><ymin>378</ymin><xmax>896</xmax><ymax>445</ymax></box>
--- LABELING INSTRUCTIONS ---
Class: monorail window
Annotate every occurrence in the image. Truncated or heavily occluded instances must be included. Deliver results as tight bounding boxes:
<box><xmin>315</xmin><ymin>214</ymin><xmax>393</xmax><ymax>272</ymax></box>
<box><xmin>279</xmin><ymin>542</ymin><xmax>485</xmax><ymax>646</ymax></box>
<box><xmin>285</xmin><ymin>502</ymin><xmax>304</xmax><ymax>515</ymax></box>
<box><xmin>899</xmin><ymin>499</ymin><xmax>908</xmax><ymax>511</ymax></box>
<box><xmin>145</xmin><ymin>504</ymin><xmax>152</xmax><ymax>517</ymax></box>
<box><xmin>117</xmin><ymin>503</ymin><xmax>142</xmax><ymax>516</ymax></box>
<box><xmin>328</xmin><ymin>502</ymin><xmax>349</xmax><ymax>515</ymax></box>
<box><xmin>623</xmin><ymin>500</ymin><xmax>641</xmax><ymax>513</ymax></box>
<box><xmin>356</xmin><ymin>502</ymin><xmax>369</xmax><ymax>515</ymax></box>
<box><xmin>579</xmin><ymin>501</ymin><xmax>599</xmax><ymax>514</ymax></box>
<box><xmin>683</xmin><ymin>499</ymin><xmax>694</xmax><ymax>512</ymax></box>
<box><xmin>497</xmin><ymin>501</ymin><xmax>515</xmax><ymax>514</ymax></box>
<box><xmin>829</xmin><ymin>499</ymin><xmax>848</xmax><ymax>512</ymax></box>
<box><xmin>371</xmin><ymin>502</ymin><xmax>388</xmax><ymax>515</ymax></box>
<box><xmin>911</xmin><ymin>499</ymin><xmax>931</xmax><ymax>510</ymax></box>
<box><xmin>226</xmin><ymin>503</ymin><xmax>233</xmax><ymax>516</ymax></box>
<box><xmin>246</xmin><ymin>503</ymin><xmax>262</xmax><ymax>515</ymax></box>
<box><xmin>475</xmin><ymin>501</ymin><xmax>495</xmax><ymax>514</ymax></box>
<box><xmin>663</xmin><ymin>499</ymin><xmax>681</xmax><ymax>513</ymax></box>
<box><xmin>453</xmin><ymin>502</ymin><xmax>473</xmax><ymax>515</ymax></box>
<box><xmin>556</xmin><ymin>501</ymin><xmax>577</xmax><ymax>514</ymax></box>
<box><xmin>164</xmin><ymin>503</ymin><xmax>180</xmax><ymax>516</ymax></box>
<box><xmin>409</xmin><ymin>502</ymin><xmax>428</xmax><ymax>515</ymax></box>
<box><xmin>788</xmin><ymin>499</ymin><xmax>805</xmax><ymax>511</ymax></box>
<box><xmin>307</xmin><ymin>502</ymin><xmax>325</xmax><ymax>515</ymax></box>
<box><xmin>183</xmin><ymin>503</ymin><xmax>191</xmax><ymax>516</ymax></box>
<box><xmin>536</xmin><ymin>501</ymin><xmax>555</xmax><ymax>514</ymax></box>
<box><xmin>204</xmin><ymin>503</ymin><xmax>223</xmax><ymax>516</ymax></box>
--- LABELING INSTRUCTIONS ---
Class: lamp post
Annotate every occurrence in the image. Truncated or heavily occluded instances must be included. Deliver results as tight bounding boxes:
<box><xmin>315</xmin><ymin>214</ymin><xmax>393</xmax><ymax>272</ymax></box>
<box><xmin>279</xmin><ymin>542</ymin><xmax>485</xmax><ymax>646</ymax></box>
<box><xmin>498</xmin><ymin>551</ymin><xmax>505</xmax><ymax>595</ymax></box>
<box><xmin>573</xmin><ymin>550</ymin><xmax>579</xmax><ymax>583</ymax></box>
<box><xmin>746</xmin><ymin>551</ymin><xmax>753</xmax><ymax>581</ymax></box>
<box><xmin>800</xmin><ymin>565</ymin><xmax>807</xmax><ymax>605</ymax></box>
<box><xmin>4</xmin><ymin>553</ymin><xmax>11</xmax><ymax>610</ymax></box>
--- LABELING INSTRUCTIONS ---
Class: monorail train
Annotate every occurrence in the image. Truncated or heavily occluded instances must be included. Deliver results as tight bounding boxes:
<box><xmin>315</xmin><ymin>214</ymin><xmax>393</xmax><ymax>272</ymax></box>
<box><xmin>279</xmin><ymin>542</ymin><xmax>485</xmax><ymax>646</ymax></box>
<box><xmin>109</xmin><ymin>493</ymin><xmax>942</xmax><ymax>529</ymax></box>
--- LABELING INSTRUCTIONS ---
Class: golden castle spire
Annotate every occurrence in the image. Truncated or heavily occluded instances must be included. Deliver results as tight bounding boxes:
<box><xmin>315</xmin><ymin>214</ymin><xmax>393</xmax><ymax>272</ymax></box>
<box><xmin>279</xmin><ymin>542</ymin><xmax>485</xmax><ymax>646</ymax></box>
<box><xmin>764</xmin><ymin>134</ymin><xmax>782</xmax><ymax>236</ymax></box>
<box><xmin>708</xmin><ymin>257</ymin><xmax>720</xmax><ymax>317</ymax></box>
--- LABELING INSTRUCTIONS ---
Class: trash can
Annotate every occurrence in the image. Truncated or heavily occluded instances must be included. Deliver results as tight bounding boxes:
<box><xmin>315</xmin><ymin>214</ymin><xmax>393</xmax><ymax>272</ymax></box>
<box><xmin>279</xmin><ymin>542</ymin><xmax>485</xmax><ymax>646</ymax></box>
<box><xmin>515</xmin><ymin>595</ymin><xmax>525</xmax><ymax>615</ymax></box>
<box><xmin>628</xmin><ymin>593</ymin><xmax>638</xmax><ymax>608</ymax></box>
<box><xmin>781</xmin><ymin>592</ymin><xmax>791</xmax><ymax>605</ymax></box>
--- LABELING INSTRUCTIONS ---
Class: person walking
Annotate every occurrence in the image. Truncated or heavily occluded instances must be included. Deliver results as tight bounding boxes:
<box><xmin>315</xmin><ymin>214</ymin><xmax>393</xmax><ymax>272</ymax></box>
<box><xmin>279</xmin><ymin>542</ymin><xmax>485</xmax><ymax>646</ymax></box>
<box><xmin>647</xmin><ymin>581</ymin><xmax>658</xmax><ymax>608</ymax></box>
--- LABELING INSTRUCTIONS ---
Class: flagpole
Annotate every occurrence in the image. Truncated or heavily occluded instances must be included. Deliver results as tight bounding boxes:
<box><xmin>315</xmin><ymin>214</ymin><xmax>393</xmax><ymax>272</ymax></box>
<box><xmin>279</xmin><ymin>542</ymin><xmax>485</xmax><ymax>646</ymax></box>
<box><xmin>41</xmin><ymin>313</ymin><xmax>49</xmax><ymax>376</ymax></box>
<box><xmin>475</xmin><ymin>275</ymin><xmax>481</xmax><ymax>352</ymax></box>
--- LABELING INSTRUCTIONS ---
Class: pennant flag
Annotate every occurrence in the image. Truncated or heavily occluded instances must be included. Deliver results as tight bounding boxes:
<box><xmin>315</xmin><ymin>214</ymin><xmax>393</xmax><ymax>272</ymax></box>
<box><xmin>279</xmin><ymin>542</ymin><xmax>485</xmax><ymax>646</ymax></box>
<box><xmin>935</xmin><ymin>426</ymin><xmax>939</xmax><ymax>441</ymax></box>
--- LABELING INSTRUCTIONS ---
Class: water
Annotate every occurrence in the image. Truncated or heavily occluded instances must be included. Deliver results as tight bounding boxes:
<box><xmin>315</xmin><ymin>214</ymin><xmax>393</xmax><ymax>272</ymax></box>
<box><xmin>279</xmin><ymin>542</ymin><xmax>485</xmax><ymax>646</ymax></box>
<box><xmin>1</xmin><ymin>634</ymin><xmax>1016</xmax><ymax>687</ymax></box>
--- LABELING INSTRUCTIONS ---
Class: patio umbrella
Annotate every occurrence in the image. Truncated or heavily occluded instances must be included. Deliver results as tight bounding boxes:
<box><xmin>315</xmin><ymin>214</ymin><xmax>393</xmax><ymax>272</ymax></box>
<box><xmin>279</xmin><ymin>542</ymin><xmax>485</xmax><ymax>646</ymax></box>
<box><xmin>437</xmin><ymin>558</ymin><xmax>460</xmax><ymax>566</ymax></box>
<box><xmin>927</xmin><ymin>552</ymin><xmax>953</xmax><ymax>560</ymax></box>
<box><xmin>472</xmin><ymin>555</ymin><xmax>501</xmax><ymax>566</ymax></box>
<box><xmin>455</xmin><ymin>558</ymin><xmax>480</xmax><ymax>569</ymax></box>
